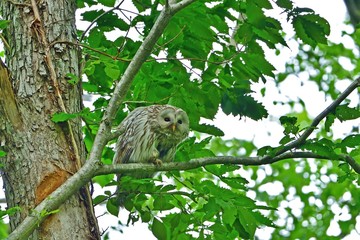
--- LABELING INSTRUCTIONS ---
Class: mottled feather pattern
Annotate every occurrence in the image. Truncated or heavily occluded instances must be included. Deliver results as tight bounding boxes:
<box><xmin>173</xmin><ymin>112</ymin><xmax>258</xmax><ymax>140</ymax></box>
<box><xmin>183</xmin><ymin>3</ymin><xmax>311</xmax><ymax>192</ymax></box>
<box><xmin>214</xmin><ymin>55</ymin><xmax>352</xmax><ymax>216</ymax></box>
<box><xmin>113</xmin><ymin>104</ymin><xmax>189</xmax><ymax>180</ymax></box>
<box><xmin>113</xmin><ymin>105</ymin><xmax>189</xmax><ymax>207</ymax></box>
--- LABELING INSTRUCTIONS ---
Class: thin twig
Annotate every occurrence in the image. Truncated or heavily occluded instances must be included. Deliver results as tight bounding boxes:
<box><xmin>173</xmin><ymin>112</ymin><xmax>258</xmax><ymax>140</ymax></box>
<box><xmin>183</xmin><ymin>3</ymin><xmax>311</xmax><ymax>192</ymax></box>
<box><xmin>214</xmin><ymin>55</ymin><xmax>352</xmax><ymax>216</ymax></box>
<box><xmin>50</xmin><ymin>40</ymin><xmax>131</xmax><ymax>62</ymax></box>
<box><xmin>157</xmin><ymin>25</ymin><xmax>186</xmax><ymax>49</ymax></box>
<box><xmin>79</xmin><ymin>0</ymin><xmax>125</xmax><ymax>42</ymax></box>
<box><xmin>0</xmin><ymin>34</ymin><xmax>10</xmax><ymax>51</ymax></box>
<box><xmin>118</xmin><ymin>8</ymin><xmax>141</xmax><ymax>16</ymax></box>
<box><xmin>50</xmin><ymin>40</ymin><xmax>243</xmax><ymax>66</ymax></box>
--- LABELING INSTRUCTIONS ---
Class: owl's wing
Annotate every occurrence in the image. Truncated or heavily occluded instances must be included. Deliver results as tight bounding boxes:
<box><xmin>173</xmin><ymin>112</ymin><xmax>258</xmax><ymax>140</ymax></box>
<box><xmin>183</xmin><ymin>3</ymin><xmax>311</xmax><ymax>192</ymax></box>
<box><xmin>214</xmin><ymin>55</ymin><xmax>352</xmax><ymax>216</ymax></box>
<box><xmin>158</xmin><ymin>144</ymin><xmax>177</xmax><ymax>163</ymax></box>
<box><xmin>113</xmin><ymin>133</ymin><xmax>133</xmax><ymax>164</ymax></box>
<box><xmin>113</xmin><ymin>107</ymin><xmax>147</xmax><ymax>164</ymax></box>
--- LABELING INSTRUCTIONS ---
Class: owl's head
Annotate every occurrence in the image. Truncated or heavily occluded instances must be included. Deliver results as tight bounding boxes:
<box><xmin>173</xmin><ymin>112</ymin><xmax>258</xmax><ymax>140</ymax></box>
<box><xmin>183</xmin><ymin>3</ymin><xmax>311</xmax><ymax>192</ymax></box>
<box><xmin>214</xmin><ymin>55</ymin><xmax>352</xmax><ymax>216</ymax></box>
<box><xmin>157</xmin><ymin>107</ymin><xmax>189</xmax><ymax>137</ymax></box>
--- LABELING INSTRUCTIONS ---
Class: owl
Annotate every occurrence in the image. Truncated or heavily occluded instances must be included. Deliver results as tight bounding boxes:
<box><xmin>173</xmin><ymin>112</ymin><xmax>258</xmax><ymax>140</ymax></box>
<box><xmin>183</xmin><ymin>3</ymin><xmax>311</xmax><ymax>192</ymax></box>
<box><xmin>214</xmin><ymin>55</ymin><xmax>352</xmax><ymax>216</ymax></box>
<box><xmin>113</xmin><ymin>105</ymin><xmax>189</xmax><ymax>205</ymax></box>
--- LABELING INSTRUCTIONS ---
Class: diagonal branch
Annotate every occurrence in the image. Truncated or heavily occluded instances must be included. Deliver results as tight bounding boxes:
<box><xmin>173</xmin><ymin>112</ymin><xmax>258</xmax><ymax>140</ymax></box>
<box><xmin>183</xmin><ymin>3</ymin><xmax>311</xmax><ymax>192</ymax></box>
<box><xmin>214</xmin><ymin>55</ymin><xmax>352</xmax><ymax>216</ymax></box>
<box><xmin>270</xmin><ymin>77</ymin><xmax>360</xmax><ymax>157</ymax></box>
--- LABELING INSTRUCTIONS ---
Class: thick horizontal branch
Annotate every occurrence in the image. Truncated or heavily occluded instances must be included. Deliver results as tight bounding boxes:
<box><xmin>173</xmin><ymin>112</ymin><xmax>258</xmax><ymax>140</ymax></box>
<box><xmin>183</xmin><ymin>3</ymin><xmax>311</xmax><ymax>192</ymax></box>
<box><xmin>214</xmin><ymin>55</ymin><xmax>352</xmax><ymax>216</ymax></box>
<box><xmin>95</xmin><ymin>151</ymin><xmax>360</xmax><ymax>176</ymax></box>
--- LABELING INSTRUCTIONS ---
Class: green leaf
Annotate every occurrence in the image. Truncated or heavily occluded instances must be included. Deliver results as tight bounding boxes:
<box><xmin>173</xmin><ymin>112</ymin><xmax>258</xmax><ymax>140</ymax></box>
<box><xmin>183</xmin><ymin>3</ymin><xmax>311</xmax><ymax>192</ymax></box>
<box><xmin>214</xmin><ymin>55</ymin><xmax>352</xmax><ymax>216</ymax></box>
<box><xmin>252</xmin><ymin>211</ymin><xmax>276</xmax><ymax>227</ymax></box>
<box><xmin>279</xmin><ymin>135</ymin><xmax>294</xmax><ymax>145</ymax></box>
<box><xmin>0</xmin><ymin>151</ymin><xmax>6</xmax><ymax>157</ymax></box>
<box><xmin>106</xmin><ymin>198</ymin><xmax>119</xmax><ymax>217</ymax></box>
<box><xmin>338</xmin><ymin>134</ymin><xmax>360</xmax><ymax>148</ymax></box>
<box><xmin>153</xmin><ymin>195</ymin><xmax>175</xmax><ymax>211</ymax></box>
<box><xmin>104</xmin><ymin>64</ymin><xmax>121</xmax><ymax>79</ymax></box>
<box><xmin>238</xmin><ymin>209</ymin><xmax>257</xmax><ymax>238</ymax></box>
<box><xmin>253</xmin><ymin>0</ymin><xmax>272</xmax><ymax>9</ymax></box>
<box><xmin>338</xmin><ymin>163</ymin><xmax>350</xmax><ymax>173</ymax></box>
<box><xmin>99</xmin><ymin>0</ymin><xmax>115</xmax><ymax>7</ymax></box>
<box><xmin>221</xmin><ymin>177</ymin><xmax>248</xmax><ymax>190</ymax></box>
<box><xmin>301</xmin><ymin>140</ymin><xmax>338</xmax><ymax>159</ymax></box>
<box><xmin>92</xmin><ymin>195</ymin><xmax>108</xmax><ymax>205</ymax></box>
<box><xmin>82</xmin><ymin>10</ymin><xmax>104</xmax><ymax>22</ymax></box>
<box><xmin>350</xmin><ymin>147</ymin><xmax>360</xmax><ymax>161</ymax></box>
<box><xmin>335</xmin><ymin>105</ymin><xmax>360</xmax><ymax>121</ymax></box>
<box><xmin>93</xmin><ymin>174</ymin><xmax>114</xmax><ymax>188</ymax></box>
<box><xmin>0</xmin><ymin>20</ymin><xmax>10</xmax><ymax>30</ymax></box>
<box><xmin>257</xmin><ymin>145</ymin><xmax>279</xmax><ymax>157</ymax></box>
<box><xmin>293</xmin><ymin>7</ymin><xmax>315</xmax><ymax>14</ymax></box>
<box><xmin>209</xmin><ymin>222</ymin><xmax>228</xmax><ymax>238</ymax></box>
<box><xmin>232</xmin><ymin>218</ymin><xmax>250</xmax><ymax>239</ymax></box>
<box><xmin>325</xmin><ymin>113</ymin><xmax>335</xmax><ymax>131</ymax></box>
<box><xmin>0</xmin><ymin>206</ymin><xmax>21</xmax><ymax>218</ymax></box>
<box><xmin>132</xmin><ymin>0</ymin><xmax>151</xmax><ymax>12</ymax></box>
<box><xmin>276</xmin><ymin>0</ymin><xmax>293</xmax><ymax>9</ymax></box>
<box><xmin>160</xmin><ymin>184</ymin><xmax>176</xmax><ymax>192</ymax></box>
<box><xmin>152</xmin><ymin>217</ymin><xmax>168</xmax><ymax>240</ymax></box>
<box><xmin>205</xmin><ymin>165</ymin><xmax>241</xmax><ymax>177</ymax></box>
<box><xmin>293</xmin><ymin>14</ymin><xmax>330</xmax><ymax>47</ymax></box>
<box><xmin>221</xmin><ymin>90</ymin><xmax>268</xmax><ymax>120</ymax></box>
<box><xmin>192</xmin><ymin>123</ymin><xmax>224</xmax><ymax>136</ymax></box>
<box><xmin>223</xmin><ymin>205</ymin><xmax>237</xmax><ymax>225</ymax></box>
<box><xmin>246</xmin><ymin>2</ymin><xmax>267</xmax><ymax>28</ymax></box>
<box><xmin>140</xmin><ymin>211</ymin><xmax>151</xmax><ymax>223</ymax></box>
<box><xmin>279</xmin><ymin>116</ymin><xmax>297</xmax><ymax>125</ymax></box>
<box><xmin>51</xmin><ymin>112</ymin><xmax>78</xmax><ymax>123</ymax></box>
<box><xmin>279</xmin><ymin>116</ymin><xmax>299</xmax><ymax>135</ymax></box>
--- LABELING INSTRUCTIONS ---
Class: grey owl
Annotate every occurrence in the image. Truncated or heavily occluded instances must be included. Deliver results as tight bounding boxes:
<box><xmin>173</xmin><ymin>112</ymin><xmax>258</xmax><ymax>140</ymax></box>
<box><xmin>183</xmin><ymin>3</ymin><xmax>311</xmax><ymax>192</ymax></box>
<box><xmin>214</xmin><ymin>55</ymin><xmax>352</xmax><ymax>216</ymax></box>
<box><xmin>113</xmin><ymin>105</ymin><xmax>189</xmax><ymax>205</ymax></box>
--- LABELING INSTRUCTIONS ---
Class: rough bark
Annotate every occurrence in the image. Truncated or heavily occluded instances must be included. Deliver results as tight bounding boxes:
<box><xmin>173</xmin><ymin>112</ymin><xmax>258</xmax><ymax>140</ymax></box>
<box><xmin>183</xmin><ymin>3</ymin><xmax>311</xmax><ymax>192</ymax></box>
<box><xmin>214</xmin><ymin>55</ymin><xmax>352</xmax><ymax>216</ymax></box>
<box><xmin>0</xmin><ymin>0</ymin><xmax>99</xmax><ymax>239</ymax></box>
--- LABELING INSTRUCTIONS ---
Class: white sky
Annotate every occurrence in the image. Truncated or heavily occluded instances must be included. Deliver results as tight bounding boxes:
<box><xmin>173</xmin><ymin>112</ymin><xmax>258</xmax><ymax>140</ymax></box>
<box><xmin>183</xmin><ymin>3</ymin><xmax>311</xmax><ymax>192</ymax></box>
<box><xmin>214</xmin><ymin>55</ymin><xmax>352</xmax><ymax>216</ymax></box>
<box><xmin>0</xmin><ymin>0</ymin><xmax>359</xmax><ymax>239</ymax></box>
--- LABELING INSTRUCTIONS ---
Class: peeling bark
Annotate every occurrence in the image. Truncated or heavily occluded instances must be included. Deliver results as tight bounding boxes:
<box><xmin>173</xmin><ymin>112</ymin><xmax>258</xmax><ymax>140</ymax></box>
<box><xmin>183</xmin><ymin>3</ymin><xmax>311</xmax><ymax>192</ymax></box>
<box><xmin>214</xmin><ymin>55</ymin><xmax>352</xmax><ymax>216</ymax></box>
<box><xmin>0</xmin><ymin>0</ymin><xmax>99</xmax><ymax>239</ymax></box>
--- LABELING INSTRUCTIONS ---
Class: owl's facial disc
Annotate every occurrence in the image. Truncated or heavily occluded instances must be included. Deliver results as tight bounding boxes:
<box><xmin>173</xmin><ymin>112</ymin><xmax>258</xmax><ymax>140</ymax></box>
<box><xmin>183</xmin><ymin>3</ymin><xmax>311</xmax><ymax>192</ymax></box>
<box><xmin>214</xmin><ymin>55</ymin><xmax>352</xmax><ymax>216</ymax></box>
<box><xmin>159</xmin><ymin>109</ymin><xmax>175</xmax><ymax>129</ymax></box>
<box><xmin>158</xmin><ymin>107</ymin><xmax>189</xmax><ymax>137</ymax></box>
<box><xmin>163</xmin><ymin>115</ymin><xmax>176</xmax><ymax>131</ymax></box>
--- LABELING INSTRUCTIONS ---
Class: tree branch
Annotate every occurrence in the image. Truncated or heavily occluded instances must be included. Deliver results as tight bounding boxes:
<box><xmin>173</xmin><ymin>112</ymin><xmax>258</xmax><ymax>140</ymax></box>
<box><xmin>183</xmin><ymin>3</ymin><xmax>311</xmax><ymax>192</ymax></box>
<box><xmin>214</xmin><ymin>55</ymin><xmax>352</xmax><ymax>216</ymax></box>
<box><xmin>95</xmin><ymin>152</ymin><xmax>360</xmax><ymax>176</ymax></box>
<box><xmin>341</xmin><ymin>155</ymin><xmax>360</xmax><ymax>174</ymax></box>
<box><xmin>270</xmin><ymin>77</ymin><xmax>360</xmax><ymax>157</ymax></box>
<box><xmin>7</xmin><ymin>1</ymin><xmax>195</xmax><ymax>239</ymax></box>
<box><xmin>79</xmin><ymin>0</ymin><xmax>125</xmax><ymax>42</ymax></box>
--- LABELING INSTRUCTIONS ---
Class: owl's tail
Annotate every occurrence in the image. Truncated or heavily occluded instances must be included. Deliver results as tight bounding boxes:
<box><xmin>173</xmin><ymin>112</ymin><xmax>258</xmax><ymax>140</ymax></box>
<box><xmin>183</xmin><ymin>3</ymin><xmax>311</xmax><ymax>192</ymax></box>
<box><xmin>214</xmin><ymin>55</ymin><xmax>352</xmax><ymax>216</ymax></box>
<box><xmin>114</xmin><ymin>174</ymin><xmax>128</xmax><ymax>208</ymax></box>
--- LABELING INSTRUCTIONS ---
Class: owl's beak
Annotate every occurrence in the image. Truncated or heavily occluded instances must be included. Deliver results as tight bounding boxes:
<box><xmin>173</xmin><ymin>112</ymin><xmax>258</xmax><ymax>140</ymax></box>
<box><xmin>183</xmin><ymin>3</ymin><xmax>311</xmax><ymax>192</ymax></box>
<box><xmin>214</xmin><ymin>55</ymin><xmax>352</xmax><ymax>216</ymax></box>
<box><xmin>172</xmin><ymin>124</ymin><xmax>176</xmax><ymax>131</ymax></box>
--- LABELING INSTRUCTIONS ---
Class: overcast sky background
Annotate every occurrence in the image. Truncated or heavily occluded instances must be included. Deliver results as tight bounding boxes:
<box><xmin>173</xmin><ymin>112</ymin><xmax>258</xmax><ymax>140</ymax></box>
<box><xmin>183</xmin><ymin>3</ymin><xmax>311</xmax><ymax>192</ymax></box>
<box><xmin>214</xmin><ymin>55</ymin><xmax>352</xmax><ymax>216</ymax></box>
<box><xmin>1</xmin><ymin>0</ymin><xmax>359</xmax><ymax>239</ymax></box>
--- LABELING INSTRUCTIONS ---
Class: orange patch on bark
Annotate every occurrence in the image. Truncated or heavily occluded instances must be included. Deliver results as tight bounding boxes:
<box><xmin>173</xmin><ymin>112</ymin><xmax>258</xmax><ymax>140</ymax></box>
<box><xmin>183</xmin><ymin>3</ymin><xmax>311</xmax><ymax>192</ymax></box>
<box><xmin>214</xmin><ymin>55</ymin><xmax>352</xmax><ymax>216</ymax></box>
<box><xmin>35</xmin><ymin>170</ymin><xmax>69</xmax><ymax>205</ymax></box>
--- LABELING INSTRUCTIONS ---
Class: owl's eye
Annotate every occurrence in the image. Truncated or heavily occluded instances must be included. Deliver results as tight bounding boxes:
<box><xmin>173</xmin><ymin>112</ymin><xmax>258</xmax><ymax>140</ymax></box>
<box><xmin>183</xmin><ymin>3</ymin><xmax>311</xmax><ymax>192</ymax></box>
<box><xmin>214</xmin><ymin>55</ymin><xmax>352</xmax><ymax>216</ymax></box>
<box><xmin>177</xmin><ymin>119</ymin><xmax>183</xmax><ymax>124</ymax></box>
<box><xmin>164</xmin><ymin>117</ymin><xmax>171</xmax><ymax>122</ymax></box>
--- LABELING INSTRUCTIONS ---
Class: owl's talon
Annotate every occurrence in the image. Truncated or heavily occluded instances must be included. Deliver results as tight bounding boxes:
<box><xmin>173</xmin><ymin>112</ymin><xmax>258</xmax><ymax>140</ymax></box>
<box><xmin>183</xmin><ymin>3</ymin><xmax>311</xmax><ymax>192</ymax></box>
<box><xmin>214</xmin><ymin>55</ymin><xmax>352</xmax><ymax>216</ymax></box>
<box><xmin>153</xmin><ymin>159</ymin><xmax>163</xmax><ymax>166</ymax></box>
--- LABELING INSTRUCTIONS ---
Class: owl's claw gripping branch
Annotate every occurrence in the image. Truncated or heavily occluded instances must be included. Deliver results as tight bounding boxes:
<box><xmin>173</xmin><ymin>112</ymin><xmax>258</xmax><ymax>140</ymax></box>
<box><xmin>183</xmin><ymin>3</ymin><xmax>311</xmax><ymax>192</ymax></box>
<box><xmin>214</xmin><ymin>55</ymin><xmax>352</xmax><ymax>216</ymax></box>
<box><xmin>153</xmin><ymin>159</ymin><xmax>163</xmax><ymax>166</ymax></box>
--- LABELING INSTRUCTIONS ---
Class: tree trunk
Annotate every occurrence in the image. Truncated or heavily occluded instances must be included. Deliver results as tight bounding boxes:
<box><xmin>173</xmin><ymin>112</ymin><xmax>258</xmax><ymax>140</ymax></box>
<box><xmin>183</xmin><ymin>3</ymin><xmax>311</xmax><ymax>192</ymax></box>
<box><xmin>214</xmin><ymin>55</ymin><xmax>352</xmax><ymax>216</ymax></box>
<box><xmin>0</xmin><ymin>1</ymin><xmax>99</xmax><ymax>239</ymax></box>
